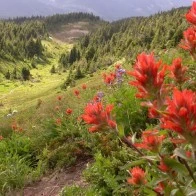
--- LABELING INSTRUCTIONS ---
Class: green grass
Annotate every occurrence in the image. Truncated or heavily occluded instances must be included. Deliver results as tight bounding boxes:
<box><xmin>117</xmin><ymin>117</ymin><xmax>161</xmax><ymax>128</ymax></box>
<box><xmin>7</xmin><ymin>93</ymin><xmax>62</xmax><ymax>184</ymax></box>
<box><xmin>0</xmin><ymin>40</ymin><xmax>70</xmax><ymax>118</ymax></box>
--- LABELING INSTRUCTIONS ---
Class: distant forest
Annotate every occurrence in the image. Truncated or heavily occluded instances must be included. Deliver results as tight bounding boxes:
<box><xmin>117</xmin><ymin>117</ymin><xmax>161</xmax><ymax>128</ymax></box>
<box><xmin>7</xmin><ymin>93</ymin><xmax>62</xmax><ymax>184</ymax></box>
<box><xmin>59</xmin><ymin>8</ymin><xmax>189</xmax><ymax>75</ymax></box>
<box><xmin>0</xmin><ymin>13</ymin><xmax>101</xmax><ymax>62</ymax></box>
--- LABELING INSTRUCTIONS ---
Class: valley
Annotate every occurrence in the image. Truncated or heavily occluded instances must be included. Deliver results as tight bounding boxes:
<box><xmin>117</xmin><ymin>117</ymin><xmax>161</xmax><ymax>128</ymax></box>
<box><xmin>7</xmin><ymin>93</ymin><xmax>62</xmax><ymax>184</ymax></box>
<box><xmin>0</xmin><ymin>6</ymin><xmax>196</xmax><ymax>196</ymax></box>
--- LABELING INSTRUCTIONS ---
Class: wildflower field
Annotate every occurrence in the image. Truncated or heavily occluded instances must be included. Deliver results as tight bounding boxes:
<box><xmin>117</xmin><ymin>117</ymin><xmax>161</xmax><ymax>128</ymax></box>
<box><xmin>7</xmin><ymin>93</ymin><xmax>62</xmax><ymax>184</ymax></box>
<box><xmin>0</xmin><ymin>2</ymin><xmax>196</xmax><ymax>196</ymax></box>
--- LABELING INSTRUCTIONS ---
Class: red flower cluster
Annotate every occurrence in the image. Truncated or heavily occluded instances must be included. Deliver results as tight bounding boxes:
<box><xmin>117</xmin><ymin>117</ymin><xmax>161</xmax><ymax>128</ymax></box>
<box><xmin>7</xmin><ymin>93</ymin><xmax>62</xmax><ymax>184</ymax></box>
<box><xmin>180</xmin><ymin>27</ymin><xmax>196</xmax><ymax>55</ymax></box>
<box><xmin>127</xmin><ymin>167</ymin><xmax>146</xmax><ymax>185</ymax></box>
<box><xmin>81</xmin><ymin>101</ymin><xmax>116</xmax><ymax>132</ymax></box>
<box><xmin>11</xmin><ymin>123</ymin><xmax>23</xmax><ymax>132</ymax></box>
<box><xmin>134</xmin><ymin>130</ymin><xmax>165</xmax><ymax>152</ymax></box>
<box><xmin>74</xmin><ymin>90</ymin><xmax>80</xmax><ymax>97</ymax></box>
<box><xmin>66</xmin><ymin>108</ymin><xmax>73</xmax><ymax>115</ymax></box>
<box><xmin>186</xmin><ymin>2</ymin><xmax>196</xmax><ymax>25</ymax></box>
<box><xmin>158</xmin><ymin>160</ymin><xmax>171</xmax><ymax>173</ymax></box>
<box><xmin>169</xmin><ymin>58</ymin><xmax>187</xmax><ymax>84</ymax></box>
<box><xmin>0</xmin><ymin>135</ymin><xmax>3</xmax><ymax>141</ymax></box>
<box><xmin>161</xmin><ymin>89</ymin><xmax>196</xmax><ymax>147</ymax></box>
<box><xmin>57</xmin><ymin>95</ymin><xmax>63</xmax><ymax>101</ymax></box>
<box><xmin>103</xmin><ymin>72</ymin><xmax>116</xmax><ymax>85</ymax></box>
<box><xmin>56</xmin><ymin>118</ymin><xmax>62</xmax><ymax>125</ymax></box>
<box><xmin>82</xmin><ymin>84</ymin><xmax>87</xmax><ymax>90</ymax></box>
<box><xmin>129</xmin><ymin>53</ymin><xmax>166</xmax><ymax>99</ymax></box>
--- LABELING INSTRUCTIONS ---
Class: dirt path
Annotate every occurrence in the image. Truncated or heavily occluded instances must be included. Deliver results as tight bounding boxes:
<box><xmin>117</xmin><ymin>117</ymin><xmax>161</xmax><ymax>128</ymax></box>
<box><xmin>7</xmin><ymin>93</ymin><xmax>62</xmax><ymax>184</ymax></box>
<box><xmin>13</xmin><ymin>159</ymin><xmax>92</xmax><ymax>196</ymax></box>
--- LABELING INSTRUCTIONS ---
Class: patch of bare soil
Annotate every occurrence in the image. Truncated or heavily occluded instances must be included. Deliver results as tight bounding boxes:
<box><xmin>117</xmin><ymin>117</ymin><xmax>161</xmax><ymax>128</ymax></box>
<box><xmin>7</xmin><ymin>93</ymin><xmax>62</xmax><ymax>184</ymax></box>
<box><xmin>50</xmin><ymin>21</ymin><xmax>99</xmax><ymax>43</ymax></box>
<box><xmin>12</xmin><ymin>158</ymin><xmax>92</xmax><ymax>196</ymax></box>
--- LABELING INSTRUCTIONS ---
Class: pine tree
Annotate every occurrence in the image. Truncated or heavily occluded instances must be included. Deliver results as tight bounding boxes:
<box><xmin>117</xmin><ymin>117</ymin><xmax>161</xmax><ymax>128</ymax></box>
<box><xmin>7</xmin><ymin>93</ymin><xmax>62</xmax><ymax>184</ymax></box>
<box><xmin>21</xmin><ymin>67</ymin><xmax>30</xmax><ymax>80</ymax></box>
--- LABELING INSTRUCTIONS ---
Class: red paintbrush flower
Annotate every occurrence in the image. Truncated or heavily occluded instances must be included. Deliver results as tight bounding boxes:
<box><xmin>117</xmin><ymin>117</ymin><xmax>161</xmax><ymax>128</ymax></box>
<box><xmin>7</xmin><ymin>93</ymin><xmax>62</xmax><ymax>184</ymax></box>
<box><xmin>103</xmin><ymin>72</ymin><xmax>116</xmax><ymax>85</ymax></box>
<box><xmin>82</xmin><ymin>84</ymin><xmax>87</xmax><ymax>90</ymax></box>
<box><xmin>186</xmin><ymin>151</ymin><xmax>192</xmax><ymax>158</ymax></box>
<box><xmin>11</xmin><ymin>123</ymin><xmax>17</xmax><ymax>131</ymax></box>
<box><xmin>161</xmin><ymin>89</ymin><xmax>196</xmax><ymax>147</ymax></box>
<box><xmin>129</xmin><ymin>53</ymin><xmax>166</xmax><ymax>100</ymax></box>
<box><xmin>81</xmin><ymin>101</ymin><xmax>116</xmax><ymax>132</ymax></box>
<box><xmin>155</xmin><ymin>182</ymin><xmax>165</xmax><ymax>194</ymax></box>
<box><xmin>127</xmin><ymin>167</ymin><xmax>146</xmax><ymax>185</ymax></box>
<box><xmin>0</xmin><ymin>135</ymin><xmax>3</xmax><ymax>141</ymax></box>
<box><xmin>134</xmin><ymin>130</ymin><xmax>165</xmax><ymax>152</ymax></box>
<box><xmin>66</xmin><ymin>108</ymin><xmax>73</xmax><ymax>115</ymax></box>
<box><xmin>56</xmin><ymin>118</ymin><xmax>62</xmax><ymax>125</ymax></box>
<box><xmin>179</xmin><ymin>27</ymin><xmax>196</xmax><ymax>56</ymax></box>
<box><xmin>186</xmin><ymin>2</ymin><xmax>196</xmax><ymax>25</ymax></box>
<box><xmin>74</xmin><ymin>90</ymin><xmax>80</xmax><ymax>97</ymax></box>
<box><xmin>57</xmin><ymin>95</ymin><xmax>62</xmax><ymax>101</ymax></box>
<box><xmin>158</xmin><ymin>160</ymin><xmax>170</xmax><ymax>173</ymax></box>
<box><xmin>169</xmin><ymin>58</ymin><xmax>188</xmax><ymax>84</ymax></box>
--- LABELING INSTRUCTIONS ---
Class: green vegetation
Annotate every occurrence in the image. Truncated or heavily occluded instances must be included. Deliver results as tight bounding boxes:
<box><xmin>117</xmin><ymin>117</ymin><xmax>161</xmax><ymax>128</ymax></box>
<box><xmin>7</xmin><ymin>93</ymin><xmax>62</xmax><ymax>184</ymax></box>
<box><xmin>60</xmin><ymin>8</ymin><xmax>189</xmax><ymax>76</ymax></box>
<box><xmin>0</xmin><ymin>6</ymin><xmax>196</xmax><ymax>195</ymax></box>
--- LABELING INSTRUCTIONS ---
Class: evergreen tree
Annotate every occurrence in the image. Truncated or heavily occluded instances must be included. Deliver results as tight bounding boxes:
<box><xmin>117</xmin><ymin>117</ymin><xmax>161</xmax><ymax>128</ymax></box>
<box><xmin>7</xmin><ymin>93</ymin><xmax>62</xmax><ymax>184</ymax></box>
<box><xmin>21</xmin><ymin>67</ymin><xmax>30</xmax><ymax>80</ymax></box>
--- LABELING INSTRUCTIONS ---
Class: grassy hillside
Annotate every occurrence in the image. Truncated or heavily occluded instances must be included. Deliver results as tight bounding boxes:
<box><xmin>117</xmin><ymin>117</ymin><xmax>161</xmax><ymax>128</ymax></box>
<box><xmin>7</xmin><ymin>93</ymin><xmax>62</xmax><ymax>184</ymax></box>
<box><xmin>0</xmin><ymin>6</ymin><xmax>196</xmax><ymax>195</ymax></box>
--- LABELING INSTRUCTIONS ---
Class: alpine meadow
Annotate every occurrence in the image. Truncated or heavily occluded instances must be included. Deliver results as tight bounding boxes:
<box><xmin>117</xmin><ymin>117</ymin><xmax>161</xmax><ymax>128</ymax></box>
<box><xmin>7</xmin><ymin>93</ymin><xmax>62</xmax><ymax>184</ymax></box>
<box><xmin>0</xmin><ymin>1</ymin><xmax>196</xmax><ymax>195</ymax></box>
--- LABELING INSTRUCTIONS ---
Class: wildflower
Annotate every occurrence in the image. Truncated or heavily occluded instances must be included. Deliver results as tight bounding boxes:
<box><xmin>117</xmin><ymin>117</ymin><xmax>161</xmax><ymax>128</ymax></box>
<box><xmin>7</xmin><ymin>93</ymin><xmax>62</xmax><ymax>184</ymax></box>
<box><xmin>161</xmin><ymin>89</ymin><xmax>196</xmax><ymax>147</ymax></box>
<box><xmin>115</xmin><ymin>64</ymin><xmax>121</xmax><ymax>69</ymax></box>
<box><xmin>127</xmin><ymin>167</ymin><xmax>146</xmax><ymax>185</ymax></box>
<box><xmin>57</xmin><ymin>95</ymin><xmax>62</xmax><ymax>101</ymax></box>
<box><xmin>82</xmin><ymin>84</ymin><xmax>87</xmax><ymax>90</ymax></box>
<box><xmin>186</xmin><ymin>151</ymin><xmax>192</xmax><ymax>158</ymax></box>
<box><xmin>11</xmin><ymin>123</ymin><xmax>17</xmax><ymax>130</ymax></box>
<box><xmin>93</xmin><ymin>92</ymin><xmax>104</xmax><ymax>102</ymax></box>
<box><xmin>158</xmin><ymin>160</ymin><xmax>170</xmax><ymax>172</ymax></box>
<box><xmin>56</xmin><ymin>118</ymin><xmax>62</xmax><ymax>125</ymax></box>
<box><xmin>186</xmin><ymin>2</ymin><xmax>196</xmax><ymax>25</ymax></box>
<box><xmin>66</xmin><ymin>108</ymin><xmax>73</xmax><ymax>115</ymax></box>
<box><xmin>134</xmin><ymin>130</ymin><xmax>165</xmax><ymax>152</ymax></box>
<box><xmin>74</xmin><ymin>90</ymin><xmax>80</xmax><ymax>97</ymax></box>
<box><xmin>180</xmin><ymin>27</ymin><xmax>196</xmax><ymax>56</ymax></box>
<box><xmin>103</xmin><ymin>72</ymin><xmax>116</xmax><ymax>85</ymax></box>
<box><xmin>81</xmin><ymin>101</ymin><xmax>116</xmax><ymax>132</ymax></box>
<box><xmin>169</xmin><ymin>58</ymin><xmax>187</xmax><ymax>84</ymax></box>
<box><xmin>129</xmin><ymin>53</ymin><xmax>166</xmax><ymax>100</ymax></box>
<box><xmin>155</xmin><ymin>182</ymin><xmax>165</xmax><ymax>194</ymax></box>
<box><xmin>0</xmin><ymin>135</ymin><xmax>3</xmax><ymax>141</ymax></box>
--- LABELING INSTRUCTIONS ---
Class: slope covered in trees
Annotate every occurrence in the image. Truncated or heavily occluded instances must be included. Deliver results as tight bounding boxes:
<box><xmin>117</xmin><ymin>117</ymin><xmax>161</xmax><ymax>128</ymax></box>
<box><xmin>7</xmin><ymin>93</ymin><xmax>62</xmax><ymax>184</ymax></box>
<box><xmin>60</xmin><ymin>8</ymin><xmax>189</xmax><ymax>75</ymax></box>
<box><xmin>0</xmin><ymin>21</ymin><xmax>46</xmax><ymax>61</ymax></box>
<box><xmin>0</xmin><ymin>12</ymin><xmax>103</xmax><ymax>78</ymax></box>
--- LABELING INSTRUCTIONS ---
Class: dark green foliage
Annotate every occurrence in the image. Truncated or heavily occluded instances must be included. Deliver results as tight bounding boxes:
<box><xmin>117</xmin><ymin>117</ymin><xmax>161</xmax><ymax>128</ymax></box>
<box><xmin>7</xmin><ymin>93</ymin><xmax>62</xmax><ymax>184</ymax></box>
<box><xmin>5</xmin><ymin>70</ymin><xmax>11</xmax><ymax>80</ymax></box>
<box><xmin>45</xmin><ymin>12</ymin><xmax>101</xmax><ymax>31</ymax></box>
<box><xmin>109</xmin><ymin>85</ymin><xmax>148</xmax><ymax>135</ymax></box>
<box><xmin>74</xmin><ymin>66</ymin><xmax>83</xmax><ymax>79</ymax></box>
<box><xmin>12</xmin><ymin>67</ymin><xmax>17</xmax><ymax>79</ymax></box>
<box><xmin>50</xmin><ymin>65</ymin><xmax>56</xmax><ymax>74</ymax></box>
<box><xmin>64</xmin><ymin>8</ymin><xmax>188</xmax><ymax>74</ymax></box>
<box><xmin>0</xmin><ymin>20</ymin><xmax>46</xmax><ymax>61</ymax></box>
<box><xmin>21</xmin><ymin>67</ymin><xmax>30</xmax><ymax>80</ymax></box>
<box><xmin>59</xmin><ymin>47</ymin><xmax>81</xmax><ymax>68</ymax></box>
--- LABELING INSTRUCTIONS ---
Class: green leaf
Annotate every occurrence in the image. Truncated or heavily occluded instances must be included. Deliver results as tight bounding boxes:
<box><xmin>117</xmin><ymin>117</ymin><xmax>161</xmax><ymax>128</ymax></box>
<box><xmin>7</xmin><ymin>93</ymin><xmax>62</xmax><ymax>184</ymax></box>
<box><xmin>171</xmin><ymin>189</ymin><xmax>184</xmax><ymax>196</ymax></box>
<box><xmin>164</xmin><ymin>158</ymin><xmax>187</xmax><ymax>174</ymax></box>
<box><xmin>174</xmin><ymin>148</ymin><xmax>189</xmax><ymax>160</ymax></box>
<box><xmin>119</xmin><ymin>160</ymin><xmax>146</xmax><ymax>170</ymax></box>
<box><xmin>117</xmin><ymin>124</ymin><xmax>125</xmax><ymax>137</ymax></box>
<box><xmin>141</xmin><ymin>156</ymin><xmax>157</xmax><ymax>161</ymax></box>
